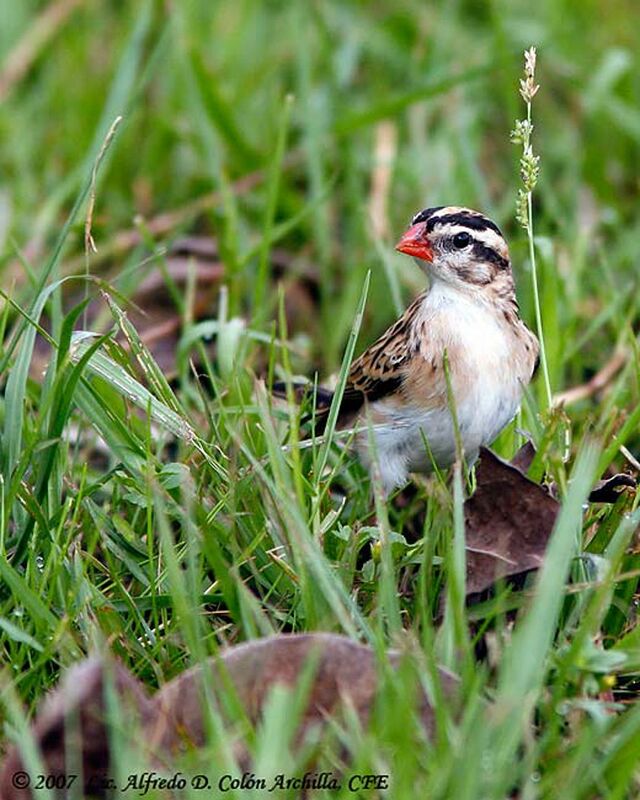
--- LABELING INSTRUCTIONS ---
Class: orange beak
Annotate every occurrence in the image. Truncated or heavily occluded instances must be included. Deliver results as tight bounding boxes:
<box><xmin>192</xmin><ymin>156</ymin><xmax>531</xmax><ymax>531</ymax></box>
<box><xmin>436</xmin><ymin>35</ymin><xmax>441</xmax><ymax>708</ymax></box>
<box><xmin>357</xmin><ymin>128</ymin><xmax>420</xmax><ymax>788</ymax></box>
<box><xmin>395</xmin><ymin>222</ymin><xmax>433</xmax><ymax>262</ymax></box>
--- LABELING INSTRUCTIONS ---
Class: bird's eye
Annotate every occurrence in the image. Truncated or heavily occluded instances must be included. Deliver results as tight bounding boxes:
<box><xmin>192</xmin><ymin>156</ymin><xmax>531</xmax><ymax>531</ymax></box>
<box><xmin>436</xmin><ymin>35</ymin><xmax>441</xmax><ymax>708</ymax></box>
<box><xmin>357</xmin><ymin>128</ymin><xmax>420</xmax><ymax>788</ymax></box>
<box><xmin>452</xmin><ymin>231</ymin><xmax>471</xmax><ymax>249</ymax></box>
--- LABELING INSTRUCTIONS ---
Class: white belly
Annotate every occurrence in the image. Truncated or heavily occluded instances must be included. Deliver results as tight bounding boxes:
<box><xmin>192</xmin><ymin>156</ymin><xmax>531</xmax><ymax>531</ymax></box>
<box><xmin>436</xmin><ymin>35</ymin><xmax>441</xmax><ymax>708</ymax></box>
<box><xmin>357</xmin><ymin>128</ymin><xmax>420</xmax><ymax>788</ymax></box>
<box><xmin>369</xmin><ymin>377</ymin><xmax>520</xmax><ymax>474</ymax></box>
<box><xmin>357</xmin><ymin>287</ymin><xmax>525</xmax><ymax>491</ymax></box>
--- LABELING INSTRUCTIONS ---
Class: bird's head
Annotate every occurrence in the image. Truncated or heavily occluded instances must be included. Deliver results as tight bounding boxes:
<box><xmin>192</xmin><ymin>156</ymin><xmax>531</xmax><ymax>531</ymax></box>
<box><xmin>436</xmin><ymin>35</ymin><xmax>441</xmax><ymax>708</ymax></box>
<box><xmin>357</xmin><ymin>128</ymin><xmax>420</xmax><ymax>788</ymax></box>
<box><xmin>395</xmin><ymin>206</ymin><xmax>513</xmax><ymax>291</ymax></box>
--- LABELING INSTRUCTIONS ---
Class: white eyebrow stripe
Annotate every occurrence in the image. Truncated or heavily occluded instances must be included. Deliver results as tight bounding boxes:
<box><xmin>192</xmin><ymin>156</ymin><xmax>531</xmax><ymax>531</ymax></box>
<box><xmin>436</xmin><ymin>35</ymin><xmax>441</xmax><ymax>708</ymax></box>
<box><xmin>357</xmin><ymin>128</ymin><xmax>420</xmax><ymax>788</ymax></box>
<box><xmin>430</xmin><ymin>205</ymin><xmax>469</xmax><ymax>218</ymax></box>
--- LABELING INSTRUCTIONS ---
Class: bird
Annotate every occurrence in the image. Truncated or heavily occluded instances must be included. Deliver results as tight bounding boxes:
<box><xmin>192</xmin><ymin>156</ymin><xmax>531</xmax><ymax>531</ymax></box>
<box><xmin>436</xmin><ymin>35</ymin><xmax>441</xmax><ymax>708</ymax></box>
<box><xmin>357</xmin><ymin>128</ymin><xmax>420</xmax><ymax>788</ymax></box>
<box><xmin>275</xmin><ymin>206</ymin><xmax>539</xmax><ymax>494</ymax></box>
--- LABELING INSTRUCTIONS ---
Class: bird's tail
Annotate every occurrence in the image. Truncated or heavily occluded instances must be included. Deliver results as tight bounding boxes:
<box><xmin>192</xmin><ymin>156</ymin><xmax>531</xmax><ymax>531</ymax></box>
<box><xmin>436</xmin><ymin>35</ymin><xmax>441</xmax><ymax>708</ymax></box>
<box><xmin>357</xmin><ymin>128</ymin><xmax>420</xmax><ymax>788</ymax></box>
<box><xmin>271</xmin><ymin>380</ymin><xmax>334</xmax><ymax>434</ymax></box>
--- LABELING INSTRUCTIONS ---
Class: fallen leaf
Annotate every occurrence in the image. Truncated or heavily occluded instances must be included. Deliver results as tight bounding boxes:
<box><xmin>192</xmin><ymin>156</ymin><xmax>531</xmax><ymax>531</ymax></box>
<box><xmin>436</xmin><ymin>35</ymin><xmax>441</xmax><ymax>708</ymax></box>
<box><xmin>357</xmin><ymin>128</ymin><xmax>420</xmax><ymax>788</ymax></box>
<box><xmin>0</xmin><ymin>634</ymin><xmax>455</xmax><ymax>799</ymax></box>
<box><xmin>464</xmin><ymin>448</ymin><xmax>560</xmax><ymax>600</ymax></box>
<box><xmin>0</xmin><ymin>657</ymin><xmax>154</xmax><ymax>800</ymax></box>
<box><xmin>23</xmin><ymin>236</ymin><xmax>320</xmax><ymax>381</ymax></box>
<box><xmin>509</xmin><ymin>439</ymin><xmax>536</xmax><ymax>474</ymax></box>
<box><xmin>588</xmin><ymin>473</ymin><xmax>637</xmax><ymax>503</ymax></box>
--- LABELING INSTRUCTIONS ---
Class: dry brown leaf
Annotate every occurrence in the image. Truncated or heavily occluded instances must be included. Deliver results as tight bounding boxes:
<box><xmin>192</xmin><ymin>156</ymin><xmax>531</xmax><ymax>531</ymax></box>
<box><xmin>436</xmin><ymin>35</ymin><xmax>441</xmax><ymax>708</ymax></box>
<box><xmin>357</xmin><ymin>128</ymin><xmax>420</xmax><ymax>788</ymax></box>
<box><xmin>24</xmin><ymin>236</ymin><xmax>320</xmax><ymax>381</ymax></box>
<box><xmin>464</xmin><ymin>447</ymin><xmax>560</xmax><ymax>600</ymax></box>
<box><xmin>588</xmin><ymin>473</ymin><xmax>637</xmax><ymax>503</ymax></box>
<box><xmin>0</xmin><ymin>633</ymin><xmax>455</xmax><ymax>799</ymax></box>
<box><xmin>509</xmin><ymin>439</ymin><xmax>536</xmax><ymax>475</ymax></box>
<box><xmin>0</xmin><ymin>657</ymin><xmax>154</xmax><ymax>800</ymax></box>
<box><xmin>464</xmin><ymin>445</ymin><xmax>637</xmax><ymax>600</ymax></box>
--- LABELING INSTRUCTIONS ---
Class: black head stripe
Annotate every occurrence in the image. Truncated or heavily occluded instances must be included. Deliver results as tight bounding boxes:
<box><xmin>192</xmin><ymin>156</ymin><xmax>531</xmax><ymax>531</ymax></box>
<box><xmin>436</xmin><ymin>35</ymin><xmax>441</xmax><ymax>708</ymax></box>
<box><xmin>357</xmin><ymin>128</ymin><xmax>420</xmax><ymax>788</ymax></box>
<box><xmin>471</xmin><ymin>241</ymin><xmax>510</xmax><ymax>270</ymax></box>
<box><xmin>411</xmin><ymin>206</ymin><xmax>445</xmax><ymax>225</ymax></box>
<box><xmin>426</xmin><ymin>212</ymin><xmax>503</xmax><ymax>238</ymax></box>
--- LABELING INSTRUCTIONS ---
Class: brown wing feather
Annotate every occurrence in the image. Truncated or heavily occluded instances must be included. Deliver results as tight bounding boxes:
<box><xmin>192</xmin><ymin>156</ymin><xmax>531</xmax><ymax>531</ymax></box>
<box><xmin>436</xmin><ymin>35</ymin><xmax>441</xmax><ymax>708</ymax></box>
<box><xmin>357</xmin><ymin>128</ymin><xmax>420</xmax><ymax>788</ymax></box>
<box><xmin>273</xmin><ymin>293</ymin><xmax>427</xmax><ymax>433</ymax></box>
<box><xmin>339</xmin><ymin>292</ymin><xmax>426</xmax><ymax>415</ymax></box>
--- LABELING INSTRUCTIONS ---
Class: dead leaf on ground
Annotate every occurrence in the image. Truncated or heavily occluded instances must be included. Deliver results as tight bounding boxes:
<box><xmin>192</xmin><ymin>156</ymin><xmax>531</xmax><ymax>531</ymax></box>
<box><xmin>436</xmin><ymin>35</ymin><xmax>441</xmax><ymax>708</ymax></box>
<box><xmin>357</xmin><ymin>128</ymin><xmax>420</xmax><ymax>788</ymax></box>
<box><xmin>124</xmin><ymin>237</ymin><xmax>319</xmax><ymax>376</ymax></box>
<box><xmin>463</xmin><ymin>444</ymin><xmax>638</xmax><ymax>601</ymax></box>
<box><xmin>463</xmin><ymin>447</ymin><xmax>561</xmax><ymax>600</ymax></box>
<box><xmin>588</xmin><ymin>473</ymin><xmax>637</xmax><ymax>503</ymax></box>
<box><xmin>0</xmin><ymin>633</ymin><xmax>456</xmax><ymax>799</ymax></box>
<box><xmin>455</xmin><ymin>442</ymin><xmax>638</xmax><ymax>602</ymax></box>
<box><xmin>509</xmin><ymin>440</ymin><xmax>638</xmax><ymax>505</ymax></box>
<box><xmin>24</xmin><ymin>236</ymin><xmax>320</xmax><ymax>380</ymax></box>
<box><xmin>509</xmin><ymin>439</ymin><xmax>536</xmax><ymax>474</ymax></box>
<box><xmin>0</xmin><ymin>657</ymin><xmax>154</xmax><ymax>800</ymax></box>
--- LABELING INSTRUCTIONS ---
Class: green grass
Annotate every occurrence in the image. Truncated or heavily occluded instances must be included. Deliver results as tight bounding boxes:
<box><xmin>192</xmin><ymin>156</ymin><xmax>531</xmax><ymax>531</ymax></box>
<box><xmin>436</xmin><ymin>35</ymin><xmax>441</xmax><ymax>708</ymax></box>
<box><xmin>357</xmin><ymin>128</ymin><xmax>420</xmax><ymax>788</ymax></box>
<box><xmin>1</xmin><ymin>0</ymin><xmax>640</xmax><ymax>797</ymax></box>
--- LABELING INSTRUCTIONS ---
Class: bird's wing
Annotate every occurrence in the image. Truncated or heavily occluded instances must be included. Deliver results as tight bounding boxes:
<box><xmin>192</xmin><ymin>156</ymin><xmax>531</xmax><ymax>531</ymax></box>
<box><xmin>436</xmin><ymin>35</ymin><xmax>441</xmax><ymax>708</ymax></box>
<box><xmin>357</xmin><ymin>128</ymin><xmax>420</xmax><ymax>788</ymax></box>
<box><xmin>339</xmin><ymin>292</ymin><xmax>427</xmax><ymax>414</ymax></box>
<box><xmin>272</xmin><ymin>292</ymin><xmax>436</xmax><ymax>431</ymax></box>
